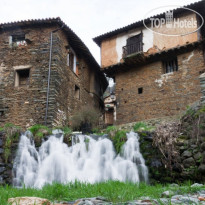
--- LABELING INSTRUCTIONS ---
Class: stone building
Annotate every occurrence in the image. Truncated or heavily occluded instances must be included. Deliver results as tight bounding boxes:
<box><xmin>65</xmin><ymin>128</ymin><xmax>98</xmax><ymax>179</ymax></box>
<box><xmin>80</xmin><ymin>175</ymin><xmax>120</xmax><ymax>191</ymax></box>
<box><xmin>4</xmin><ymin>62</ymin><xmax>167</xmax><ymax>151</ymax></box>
<box><xmin>94</xmin><ymin>0</ymin><xmax>205</xmax><ymax>125</ymax></box>
<box><xmin>0</xmin><ymin>18</ymin><xmax>108</xmax><ymax>128</ymax></box>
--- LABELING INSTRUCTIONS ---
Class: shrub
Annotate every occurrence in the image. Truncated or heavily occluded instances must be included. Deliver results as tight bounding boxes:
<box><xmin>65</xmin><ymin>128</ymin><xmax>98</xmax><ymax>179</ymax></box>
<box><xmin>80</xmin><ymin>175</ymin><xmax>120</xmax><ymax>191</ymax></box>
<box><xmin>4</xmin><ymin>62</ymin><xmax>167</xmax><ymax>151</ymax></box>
<box><xmin>112</xmin><ymin>130</ymin><xmax>127</xmax><ymax>154</ymax></box>
<box><xmin>28</xmin><ymin>124</ymin><xmax>51</xmax><ymax>136</ymax></box>
<box><xmin>106</xmin><ymin>126</ymin><xmax>117</xmax><ymax>134</ymax></box>
<box><xmin>71</xmin><ymin>105</ymin><xmax>100</xmax><ymax>131</ymax></box>
<box><xmin>153</xmin><ymin>122</ymin><xmax>181</xmax><ymax>171</ymax></box>
<box><xmin>28</xmin><ymin>124</ymin><xmax>52</xmax><ymax>147</ymax></box>
<box><xmin>2</xmin><ymin>123</ymin><xmax>22</xmax><ymax>163</ymax></box>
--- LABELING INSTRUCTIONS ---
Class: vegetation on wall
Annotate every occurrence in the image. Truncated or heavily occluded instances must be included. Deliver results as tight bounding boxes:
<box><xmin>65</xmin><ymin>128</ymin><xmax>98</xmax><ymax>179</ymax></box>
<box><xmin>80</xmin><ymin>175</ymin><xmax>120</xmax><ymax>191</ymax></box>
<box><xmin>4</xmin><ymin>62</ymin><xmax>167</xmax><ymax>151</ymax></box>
<box><xmin>153</xmin><ymin>122</ymin><xmax>180</xmax><ymax>171</ymax></box>
<box><xmin>1</xmin><ymin>123</ymin><xmax>22</xmax><ymax>163</ymax></box>
<box><xmin>133</xmin><ymin>122</ymin><xmax>155</xmax><ymax>132</ymax></box>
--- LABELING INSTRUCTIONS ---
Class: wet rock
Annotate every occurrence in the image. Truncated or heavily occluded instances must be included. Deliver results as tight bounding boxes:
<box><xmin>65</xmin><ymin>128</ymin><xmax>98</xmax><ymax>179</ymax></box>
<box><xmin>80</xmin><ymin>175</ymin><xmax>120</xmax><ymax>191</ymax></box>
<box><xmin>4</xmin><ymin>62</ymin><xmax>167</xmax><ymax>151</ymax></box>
<box><xmin>0</xmin><ymin>139</ymin><xmax>3</xmax><ymax>146</ymax></box>
<box><xmin>8</xmin><ymin>197</ymin><xmax>50</xmax><ymax>205</ymax></box>
<box><xmin>193</xmin><ymin>152</ymin><xmax>202</xmax><ymax>161</ymax></box>
<box><xmin>202</xmin><ymin>151</ymin><xmax>205</xmax><ymax>163</ymax></box>
<box><xmin>0</xmin><ymin>166</ymin><xmax>5</xmax><ymax>173</ymax></box>
<box><xmin>150</xmin><ymin>159</ymin><xmax>162</xmax><ymax>168</ymax></box>
<box><xmin>198</xmin><ymin>164</ymin><xmax>205</xmax><ymax>174</ymax></box>
<box><xmin>183</xmin><ymin>157</ymin><xmax>195</xmax><ymax>168</ymax></box>
<box><xmin>0</xmin><ymin>148</ymin><xmax>3</xmax><ymax>154</ymax></box>
<box><xmin>181</xmin><ymin>150</ymin><xmax>192</xmax><ymax>158</ymax></box>
<box><xmin>201</xmin><ymin>142</ymin><xmax>205</xmax><ymax>151</ymax></box>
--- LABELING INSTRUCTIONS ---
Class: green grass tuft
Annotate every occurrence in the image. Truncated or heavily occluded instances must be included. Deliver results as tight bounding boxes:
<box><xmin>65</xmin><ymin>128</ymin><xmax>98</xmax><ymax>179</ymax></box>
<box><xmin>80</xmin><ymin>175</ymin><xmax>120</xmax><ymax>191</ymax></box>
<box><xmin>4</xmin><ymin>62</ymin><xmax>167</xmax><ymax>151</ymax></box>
<box><xmin>0</xmin><ymin>182</ymin><xmax>204</xmax><ymax>204</ymax></box>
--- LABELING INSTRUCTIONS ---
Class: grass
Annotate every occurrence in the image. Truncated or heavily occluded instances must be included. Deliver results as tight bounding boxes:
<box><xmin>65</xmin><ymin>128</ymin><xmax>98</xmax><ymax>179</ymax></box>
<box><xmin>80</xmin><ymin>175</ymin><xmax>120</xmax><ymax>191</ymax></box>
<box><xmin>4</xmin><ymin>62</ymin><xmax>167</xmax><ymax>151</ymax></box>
<box><xmin>133</xmin><ymin>122</ymin><xmax>155</xmax><ymax>132</ymax></box>
<box><xmin>0</xmin><ymin>181</ymin><xmax>204</xmax><ymax>204</ymax></box>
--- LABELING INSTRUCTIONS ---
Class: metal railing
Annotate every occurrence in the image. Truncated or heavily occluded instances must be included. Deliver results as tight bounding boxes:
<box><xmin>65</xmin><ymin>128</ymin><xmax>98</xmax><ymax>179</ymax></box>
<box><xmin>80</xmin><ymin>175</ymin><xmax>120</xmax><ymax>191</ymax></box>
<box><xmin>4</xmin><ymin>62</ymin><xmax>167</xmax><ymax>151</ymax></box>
<box><xmin>123</xmin><ymin>42</ymin><xmax>143</xmax><ymax>57</ymax></box>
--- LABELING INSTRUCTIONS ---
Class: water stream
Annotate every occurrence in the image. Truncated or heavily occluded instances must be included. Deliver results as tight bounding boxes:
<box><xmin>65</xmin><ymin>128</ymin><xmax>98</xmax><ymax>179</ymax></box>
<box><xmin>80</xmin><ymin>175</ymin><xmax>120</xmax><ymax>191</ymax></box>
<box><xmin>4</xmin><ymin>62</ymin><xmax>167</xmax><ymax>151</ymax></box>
<box><xmin>12</xmin><ymin>131</ymin><xmax>148</xmax><ymax>188</ymax></box>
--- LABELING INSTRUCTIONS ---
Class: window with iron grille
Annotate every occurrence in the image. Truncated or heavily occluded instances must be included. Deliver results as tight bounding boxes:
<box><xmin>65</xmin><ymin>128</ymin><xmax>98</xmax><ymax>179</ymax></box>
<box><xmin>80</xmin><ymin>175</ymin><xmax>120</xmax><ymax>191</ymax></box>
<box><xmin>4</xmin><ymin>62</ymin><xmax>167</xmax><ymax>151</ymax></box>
<box><xmin>123</xmin><ymin>33</ymin><xmax>143</xmax><ymax>56</ymax></box>
<box><xmin>163</xmin><ymin>57</ymin><xmax>178</xmax><ymax>73</ymax></box>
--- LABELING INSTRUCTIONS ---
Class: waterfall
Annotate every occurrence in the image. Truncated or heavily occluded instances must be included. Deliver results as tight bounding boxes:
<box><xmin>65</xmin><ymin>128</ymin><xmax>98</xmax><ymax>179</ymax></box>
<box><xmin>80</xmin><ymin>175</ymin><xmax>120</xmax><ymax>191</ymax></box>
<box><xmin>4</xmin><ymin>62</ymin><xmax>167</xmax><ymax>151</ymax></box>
<box><xmin>12</xmin><ymin>131</ymin><xmax>148</xmax><ymax>188</ymax></box>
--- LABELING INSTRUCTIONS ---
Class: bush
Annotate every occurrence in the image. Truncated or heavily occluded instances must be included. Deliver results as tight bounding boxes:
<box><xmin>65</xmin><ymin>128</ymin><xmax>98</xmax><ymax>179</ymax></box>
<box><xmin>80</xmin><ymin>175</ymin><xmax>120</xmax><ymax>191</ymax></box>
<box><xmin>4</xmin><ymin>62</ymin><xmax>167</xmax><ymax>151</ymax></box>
<box><xmin>71</xmin><ymin>105</ymin><xmax>100</xmax><ymax>131</ymax></box>
<box><xmin>112</xmin><ymin>130</ymin><xmax>127</xmax><ymax>154</ymax></box>
<box><xmin>28</xmin><ymin>124</ymin><xmax>51</xmax><ymax>136</ymax></box>
<box><xmin>28</xmin><ymin>124</ymin><xmax>52</xmax><ymax>147</ymax></box>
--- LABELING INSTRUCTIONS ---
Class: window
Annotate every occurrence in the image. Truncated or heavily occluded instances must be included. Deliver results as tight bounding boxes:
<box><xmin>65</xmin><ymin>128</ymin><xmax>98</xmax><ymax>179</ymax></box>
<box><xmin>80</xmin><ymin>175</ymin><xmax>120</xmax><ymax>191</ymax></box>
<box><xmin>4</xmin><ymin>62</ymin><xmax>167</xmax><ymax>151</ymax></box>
<box><xmin>163</xmin><ymin>57</ymin><xmax>178</xmax><ymax>73</ymax></box>
<box><xmin>11</xmin><ymin>34</ymin><xmax>27</xmax><ymax>47</ymax></box>
<box><xmin>138</xmin><ymin>87</ymin><xmax>143</xmax><ymax>94</ymax></box>
<box><xmin>123</xmin><ymin>33</ymin><xmax>143</xmax><ymax>56</ymax></box>
<box><xmin>75</xmin><ymin>85</ymin><xmax>80</xmax><ymax>99</ymax></box>
<box><xmin>0</xmin><ymin>110</ymin><xmax>4</xmax><ymax>117</ymax></box>
<box><xmin>67</xmin><ymin>50</ymin><xmax>77</xmax><ymax>74</ymax></box>
<box><xmin>15</xmin><ymin>69</ymin><xmax>30</xmax><ymax>87</ymax></box>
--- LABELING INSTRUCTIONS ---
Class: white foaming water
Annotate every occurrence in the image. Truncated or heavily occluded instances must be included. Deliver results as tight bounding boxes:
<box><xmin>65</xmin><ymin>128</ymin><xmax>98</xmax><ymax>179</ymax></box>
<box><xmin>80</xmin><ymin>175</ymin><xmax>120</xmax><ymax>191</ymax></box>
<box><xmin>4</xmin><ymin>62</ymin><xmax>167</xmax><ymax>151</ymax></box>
<box><xmin>13</xmin><ymin>131</ymin><xmax>148</xmax><ymax>188</ymax></box>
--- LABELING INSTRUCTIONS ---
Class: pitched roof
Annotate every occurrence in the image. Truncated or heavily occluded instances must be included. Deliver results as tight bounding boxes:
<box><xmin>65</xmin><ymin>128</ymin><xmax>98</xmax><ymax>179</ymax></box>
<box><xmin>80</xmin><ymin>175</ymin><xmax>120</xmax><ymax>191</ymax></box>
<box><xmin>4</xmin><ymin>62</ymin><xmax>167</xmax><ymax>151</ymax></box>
<box><xmin>0</xmin><ymin>17</ymin><xmax>108</xmax><ymax>89</ymax></box>
<box><xmin>93</xmin><ymin>0</ymin><xmax>205</xmax><ymax>46</ymax></box>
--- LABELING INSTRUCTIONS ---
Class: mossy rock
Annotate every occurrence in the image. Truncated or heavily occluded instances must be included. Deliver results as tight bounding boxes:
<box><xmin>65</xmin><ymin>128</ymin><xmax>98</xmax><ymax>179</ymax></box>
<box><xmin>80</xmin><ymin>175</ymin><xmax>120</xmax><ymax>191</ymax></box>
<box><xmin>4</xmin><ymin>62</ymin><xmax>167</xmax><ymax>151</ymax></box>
<box><xmin>63</xmin><ymin>134</ymin><xmax>72</xmax><ymax>146</ymax></box>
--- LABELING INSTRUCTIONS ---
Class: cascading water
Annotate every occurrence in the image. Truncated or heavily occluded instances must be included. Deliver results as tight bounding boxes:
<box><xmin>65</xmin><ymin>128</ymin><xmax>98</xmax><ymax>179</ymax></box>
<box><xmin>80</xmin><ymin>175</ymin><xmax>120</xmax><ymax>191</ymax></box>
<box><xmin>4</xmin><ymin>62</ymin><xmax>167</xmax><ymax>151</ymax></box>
<box><xmin>13</xmin><ymin>131</ymin><xmax>148</xmax><ymax>188</ymax></box>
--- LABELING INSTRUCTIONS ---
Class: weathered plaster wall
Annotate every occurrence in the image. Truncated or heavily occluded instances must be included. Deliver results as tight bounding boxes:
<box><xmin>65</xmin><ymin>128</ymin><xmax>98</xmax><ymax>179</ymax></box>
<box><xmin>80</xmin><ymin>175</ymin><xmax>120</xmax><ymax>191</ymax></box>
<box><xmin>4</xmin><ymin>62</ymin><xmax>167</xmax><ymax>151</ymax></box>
<box><xmin>101</xmin><ymin>37</ymin><xmax>118</xmax><ymax>68</ymax></box>
<box><xmin>153</xmin><ymin>12</ymin><xmax>198</xmax><ymax>50</ymax></box>
<box><xmin>115</xmin><ymin>48</ymin><xmax>204</xmax><ymax>125</ymax></box>
<box><xmin>101</xmin><ymin>12</ymin><xmax>199</xmax><ymax>68</ymax></box>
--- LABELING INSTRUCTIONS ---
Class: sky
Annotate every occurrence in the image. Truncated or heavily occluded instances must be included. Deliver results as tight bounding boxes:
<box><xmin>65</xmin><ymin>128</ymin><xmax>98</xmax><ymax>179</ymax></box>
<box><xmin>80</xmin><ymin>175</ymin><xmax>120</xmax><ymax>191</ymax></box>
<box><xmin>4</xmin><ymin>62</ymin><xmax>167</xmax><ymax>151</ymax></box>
<box><xmin>0</xmin><ymin>0</ymin><xmax>200</xmax><ymax>64</ymax></box>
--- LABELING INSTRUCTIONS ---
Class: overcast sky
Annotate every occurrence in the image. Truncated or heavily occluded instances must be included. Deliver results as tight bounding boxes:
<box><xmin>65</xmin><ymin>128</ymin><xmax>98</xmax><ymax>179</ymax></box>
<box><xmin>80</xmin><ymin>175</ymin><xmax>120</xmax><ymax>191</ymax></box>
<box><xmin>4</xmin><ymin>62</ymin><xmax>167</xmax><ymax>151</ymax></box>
<box><xmin>0</xmin><ymin>0</ymin><xmax>200</xmax><ymax>64</ymax></box>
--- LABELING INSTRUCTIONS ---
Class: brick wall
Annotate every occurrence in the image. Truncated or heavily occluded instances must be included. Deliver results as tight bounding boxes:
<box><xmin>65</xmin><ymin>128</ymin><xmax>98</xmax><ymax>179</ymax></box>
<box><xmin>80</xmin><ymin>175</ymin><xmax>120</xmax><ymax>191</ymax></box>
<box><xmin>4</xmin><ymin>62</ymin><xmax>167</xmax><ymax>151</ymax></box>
<box><xmin>115</xmin><ymin>48</ymin><xmax>205</xmax><ymax>125</ymax></box>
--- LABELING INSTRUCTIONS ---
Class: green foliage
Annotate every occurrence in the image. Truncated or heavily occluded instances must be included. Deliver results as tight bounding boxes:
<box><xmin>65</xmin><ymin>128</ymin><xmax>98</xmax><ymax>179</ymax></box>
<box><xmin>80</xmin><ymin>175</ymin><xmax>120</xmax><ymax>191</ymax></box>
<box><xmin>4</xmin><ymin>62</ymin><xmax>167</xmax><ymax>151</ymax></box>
<box><xmin>185</xmin><ymin>106</ymin><xmax>196</xmax><ymax>117</ymax></box>
<box><xmin>0</xmin><ymin>127</ymin><xmax>4</xmax><ymax>131</ymax></box>
<box><xmin>194</xmin><ymin>105</ymin><xmax>205</xmax><ymax>118</ymax></box>
<box><xmin>62</xmin><ymin>126</ymin><xmax>72</xmax><ymax>135</ymax></box>
<box><xmin>133</xmin><ymin>122</ymin><xmax>154</xmax><ymax>132</ymax></box>
<box><xmin>2</xmin><ymin>123</ymin><xmax>21</xmax><ymax>163</ymax></box>
<box><xmin>0</xmin><ymin>182</ymin><xmax>204</xmax><ymax>204</ymax></box>
<box><xmin>106</xmin><ymin>125</ymin><xmax>117</xmax><ymax>134</ymax></box>
<box><xmin>71</xmin><ymin>105</ymin><xmax>100</xmax><ymax>131</ymax></box>
<box><xmin>112</xmin><ymin>130</ymin><xmax>127</xmax><ymax>154</ymax></box>
<box><xmin>28</xmin><ymin>124</ymin><xmax>51</xmax><ymax>137</ymax></box>
<box><xmin>92</xmin><ymin>127</ymin><xmax>105</xmax><ymax>136</ymax></box>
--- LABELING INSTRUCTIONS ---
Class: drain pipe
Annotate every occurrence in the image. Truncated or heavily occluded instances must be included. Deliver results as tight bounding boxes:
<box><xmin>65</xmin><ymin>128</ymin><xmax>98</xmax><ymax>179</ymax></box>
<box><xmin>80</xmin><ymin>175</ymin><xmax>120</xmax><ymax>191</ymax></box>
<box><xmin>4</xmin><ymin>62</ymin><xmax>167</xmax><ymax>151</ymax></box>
<box><xmin>45</xmin><ymin>25</ymin><xmax>64</xmax><ymax>126</ymax></box>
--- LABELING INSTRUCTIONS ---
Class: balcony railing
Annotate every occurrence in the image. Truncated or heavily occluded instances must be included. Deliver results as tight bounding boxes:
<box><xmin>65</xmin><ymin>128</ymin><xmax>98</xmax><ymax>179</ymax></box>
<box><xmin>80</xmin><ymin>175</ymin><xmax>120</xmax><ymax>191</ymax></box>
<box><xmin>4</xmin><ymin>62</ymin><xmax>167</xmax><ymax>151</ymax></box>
<box><xmin>123</xmin><ymin>42</ymin><xmax>143</xmax><ymax>57</ymax></box>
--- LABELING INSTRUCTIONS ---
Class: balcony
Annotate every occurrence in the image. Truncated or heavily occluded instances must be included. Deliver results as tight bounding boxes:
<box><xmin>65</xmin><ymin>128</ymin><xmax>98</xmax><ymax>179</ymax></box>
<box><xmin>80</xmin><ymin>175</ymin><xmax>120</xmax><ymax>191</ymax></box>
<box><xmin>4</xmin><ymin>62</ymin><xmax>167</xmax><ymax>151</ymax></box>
<box><xmin>123</xmin><ymin>41</ymin><xmax>143</xmax><ymax>57</ymax></box>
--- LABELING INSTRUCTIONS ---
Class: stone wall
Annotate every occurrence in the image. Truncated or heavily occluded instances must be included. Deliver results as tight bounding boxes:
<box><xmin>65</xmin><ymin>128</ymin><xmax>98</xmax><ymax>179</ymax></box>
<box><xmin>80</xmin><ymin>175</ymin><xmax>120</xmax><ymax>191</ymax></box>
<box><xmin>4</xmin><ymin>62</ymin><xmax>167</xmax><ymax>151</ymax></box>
<box><xmin>0</xmin><ymin>131</ymin><xmax>18</xmax><ymax>185</ymax></box>
<box><xmin>115</xmin><ymin>48</ymin><xmax>205</xmax><ymax>125</ymax></box>
<box><xmin>0</xmin><ymin>24</ymin><xmax>105</xmax><ymax>129</ymax></box>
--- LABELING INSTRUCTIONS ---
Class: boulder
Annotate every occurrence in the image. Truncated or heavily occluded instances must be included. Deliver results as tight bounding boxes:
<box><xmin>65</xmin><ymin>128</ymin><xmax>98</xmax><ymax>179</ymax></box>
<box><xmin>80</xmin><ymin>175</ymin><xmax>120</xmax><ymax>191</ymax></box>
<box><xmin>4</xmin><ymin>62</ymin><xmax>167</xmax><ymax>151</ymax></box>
<box><xmin>8</xmin><ymin>197</ymin><xmax>50</xmax><ymax>205</ymax></box>
<box><xmin>193</xmin><ymin>152</ymin><xmax>202</xmax><ymax>161</ymax></box>
<box><xmin>201</xmin><ymin>142</ymin><xmax>205</xmax><ymax>151</ymax></box>
<box><xmin>181</xmin><ymin>150</ymin><xmax>192</xmax><ymax>158</ymax></box>
<box><xmin>183</xmin><ymin>157</ymin><xmax>195</xmax><ymax>168</ymax></box>
<box><xmin>198</xmin><ymin>164</ymin><xmax>205</xmax><ymax>174</ymax></box>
